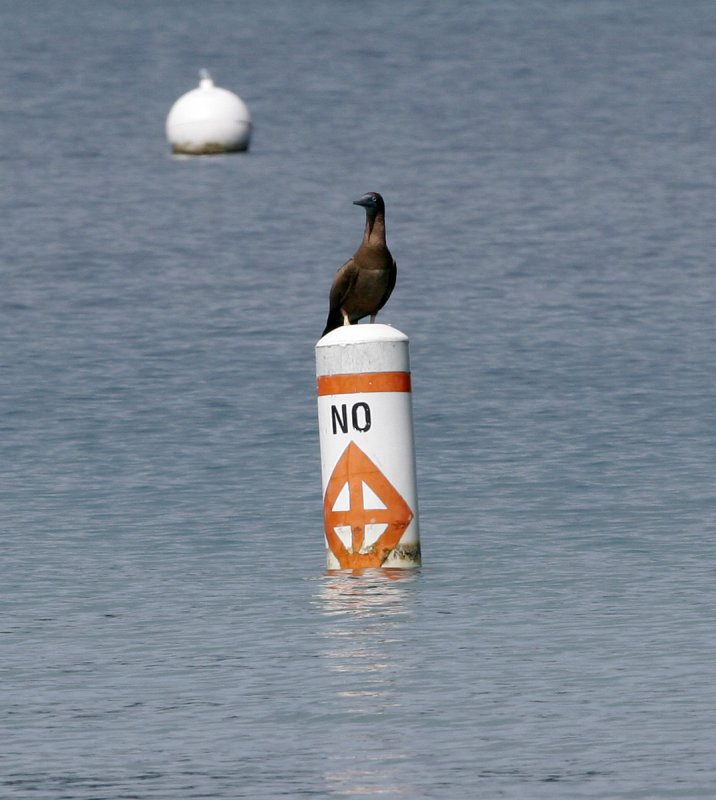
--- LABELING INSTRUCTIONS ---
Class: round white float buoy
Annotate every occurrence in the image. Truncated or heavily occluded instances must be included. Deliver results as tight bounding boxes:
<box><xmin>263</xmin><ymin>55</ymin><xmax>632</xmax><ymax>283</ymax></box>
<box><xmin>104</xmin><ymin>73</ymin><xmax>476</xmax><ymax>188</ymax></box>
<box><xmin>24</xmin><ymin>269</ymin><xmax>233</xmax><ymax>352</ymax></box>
<box><xmin>165</xmin><ymin>69</ymin><xmax>252</xmax><ymax>155</ymax></box>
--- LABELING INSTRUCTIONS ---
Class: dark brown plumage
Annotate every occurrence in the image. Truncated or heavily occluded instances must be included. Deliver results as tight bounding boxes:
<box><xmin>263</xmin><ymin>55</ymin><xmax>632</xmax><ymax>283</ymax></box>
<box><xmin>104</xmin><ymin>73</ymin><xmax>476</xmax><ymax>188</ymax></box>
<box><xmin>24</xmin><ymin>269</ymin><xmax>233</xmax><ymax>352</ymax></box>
<box><xmin>322</xmin><ymin>192</ymin><xmax>397</xmax><ymax>337</ymax></box>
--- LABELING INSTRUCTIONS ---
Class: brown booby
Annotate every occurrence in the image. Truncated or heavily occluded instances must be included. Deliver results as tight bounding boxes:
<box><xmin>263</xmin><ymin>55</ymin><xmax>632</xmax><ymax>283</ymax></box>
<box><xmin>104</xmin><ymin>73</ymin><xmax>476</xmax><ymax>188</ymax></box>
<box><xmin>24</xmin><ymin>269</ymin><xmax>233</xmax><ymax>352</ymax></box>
<box><xmin>322</xmin><ymin>192</ymin><xmax>397</xmax><ymax>337</ymax></box>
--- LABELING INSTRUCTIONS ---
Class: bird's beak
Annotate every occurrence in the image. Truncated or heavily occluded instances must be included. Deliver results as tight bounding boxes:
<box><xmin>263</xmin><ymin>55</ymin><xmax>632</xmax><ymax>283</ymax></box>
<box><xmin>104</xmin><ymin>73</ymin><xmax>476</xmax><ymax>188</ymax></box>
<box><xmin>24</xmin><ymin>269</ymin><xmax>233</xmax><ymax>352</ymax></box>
<box><xmin>353</xmin><ymin>194</ymin><xmax>377</xmax><ymax>209</ymax></box>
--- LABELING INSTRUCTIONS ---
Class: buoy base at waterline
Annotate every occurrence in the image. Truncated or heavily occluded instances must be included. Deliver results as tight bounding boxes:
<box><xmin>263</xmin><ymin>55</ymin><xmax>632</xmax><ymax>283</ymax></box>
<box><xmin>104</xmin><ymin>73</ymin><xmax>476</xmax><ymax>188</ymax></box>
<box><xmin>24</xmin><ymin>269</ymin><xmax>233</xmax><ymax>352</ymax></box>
<box><xmin>170</xmin><ymin>140</ymin><xmax>250</xmax><ymax>156</ymax></box>
<box><xmin>325</xmin><ymin>542</ymin><xmax>421</xmax><ymax>571</ymax></box>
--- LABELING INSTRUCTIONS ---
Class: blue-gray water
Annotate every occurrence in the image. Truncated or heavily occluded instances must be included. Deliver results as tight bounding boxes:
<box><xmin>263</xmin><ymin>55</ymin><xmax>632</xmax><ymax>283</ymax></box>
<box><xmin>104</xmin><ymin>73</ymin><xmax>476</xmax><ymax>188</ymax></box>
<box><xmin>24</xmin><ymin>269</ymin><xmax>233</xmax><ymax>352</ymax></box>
<box><xmin>2</xmin><ymin>2</ymin><xmax>716</xmax><ymax>797</ymax></box>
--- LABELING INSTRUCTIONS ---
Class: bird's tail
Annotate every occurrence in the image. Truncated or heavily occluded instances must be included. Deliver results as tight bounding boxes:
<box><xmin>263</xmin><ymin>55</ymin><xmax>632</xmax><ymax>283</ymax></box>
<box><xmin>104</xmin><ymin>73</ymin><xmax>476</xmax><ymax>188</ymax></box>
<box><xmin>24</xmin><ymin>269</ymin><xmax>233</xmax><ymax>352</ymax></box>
<box><xmin>322</xmin><ymin>310</ymin><xmax>343</xmax><ymax>337</ymax></box>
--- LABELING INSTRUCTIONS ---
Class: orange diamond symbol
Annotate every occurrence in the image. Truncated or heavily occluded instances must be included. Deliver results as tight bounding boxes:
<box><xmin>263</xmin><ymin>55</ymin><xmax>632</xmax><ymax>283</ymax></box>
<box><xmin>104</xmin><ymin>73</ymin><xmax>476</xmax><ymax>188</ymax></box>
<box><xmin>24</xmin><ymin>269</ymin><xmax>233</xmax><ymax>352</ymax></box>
<box><xmin>323</xmin><ymin>441</ymin><xmax>414</xmax><ymax>569</ymax></box>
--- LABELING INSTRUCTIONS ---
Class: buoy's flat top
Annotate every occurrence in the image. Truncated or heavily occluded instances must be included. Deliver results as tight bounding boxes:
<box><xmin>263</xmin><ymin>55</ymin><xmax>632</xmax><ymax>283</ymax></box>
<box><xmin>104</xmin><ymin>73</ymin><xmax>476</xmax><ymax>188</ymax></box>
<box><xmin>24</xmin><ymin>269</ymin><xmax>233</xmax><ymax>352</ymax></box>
<box><xmin>316</xmin><ymin>323</ymin><xmax>408</xmax><ymax>347</ymax></box>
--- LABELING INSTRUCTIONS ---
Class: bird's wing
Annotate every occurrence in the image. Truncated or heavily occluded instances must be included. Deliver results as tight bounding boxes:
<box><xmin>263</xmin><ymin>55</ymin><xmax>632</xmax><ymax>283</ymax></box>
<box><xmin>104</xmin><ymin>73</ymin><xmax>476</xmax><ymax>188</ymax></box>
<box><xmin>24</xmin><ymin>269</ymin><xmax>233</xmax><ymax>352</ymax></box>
<box><xmin>376</xmin><ymin>257</ymin><xmax>397</xmax><ymax>312</ymax></box>
<box><xmin>328</xmin><ymin>257</ymin><xmax>361</xmax><ymax>310</ymax></box>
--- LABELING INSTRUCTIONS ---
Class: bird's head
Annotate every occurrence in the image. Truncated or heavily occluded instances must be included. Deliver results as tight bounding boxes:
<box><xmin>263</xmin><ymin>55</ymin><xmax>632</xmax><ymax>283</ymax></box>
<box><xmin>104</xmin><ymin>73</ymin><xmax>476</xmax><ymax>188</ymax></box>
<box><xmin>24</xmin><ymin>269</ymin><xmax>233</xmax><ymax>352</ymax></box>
<box><xmin>353</xmin><ymin>192</ymin><xmax>385</xmax><ymax>215</ymax></box>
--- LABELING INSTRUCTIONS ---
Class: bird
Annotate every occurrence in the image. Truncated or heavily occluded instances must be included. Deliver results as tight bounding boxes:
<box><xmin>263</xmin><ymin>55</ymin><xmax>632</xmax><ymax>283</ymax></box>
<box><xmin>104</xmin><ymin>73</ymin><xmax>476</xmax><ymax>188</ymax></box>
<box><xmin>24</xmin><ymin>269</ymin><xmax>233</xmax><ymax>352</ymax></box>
<box><xmin>322</xmin><ymin>191</ymin><xmax>397</xmax><ymax>337</ymax></box>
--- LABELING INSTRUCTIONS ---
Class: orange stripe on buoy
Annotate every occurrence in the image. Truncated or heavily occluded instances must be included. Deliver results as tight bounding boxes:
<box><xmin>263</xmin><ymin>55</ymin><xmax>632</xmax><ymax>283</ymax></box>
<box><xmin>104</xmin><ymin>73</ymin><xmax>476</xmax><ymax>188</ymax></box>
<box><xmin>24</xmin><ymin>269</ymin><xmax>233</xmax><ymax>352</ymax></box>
<box><xmin>317</xmin><ymin>371</ymin><xmax>411</xmax><ymax>396</ymax></box>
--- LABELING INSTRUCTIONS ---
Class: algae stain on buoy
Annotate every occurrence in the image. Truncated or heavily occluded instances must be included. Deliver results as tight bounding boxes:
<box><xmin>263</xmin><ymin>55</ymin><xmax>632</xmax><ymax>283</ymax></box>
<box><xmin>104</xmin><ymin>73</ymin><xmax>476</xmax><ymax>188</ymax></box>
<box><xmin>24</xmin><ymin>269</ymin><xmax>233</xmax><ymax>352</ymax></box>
<box><xmin>165</xmin><ymin>69</ymin><xmax>252</xmax><ymax>155</ymax></box>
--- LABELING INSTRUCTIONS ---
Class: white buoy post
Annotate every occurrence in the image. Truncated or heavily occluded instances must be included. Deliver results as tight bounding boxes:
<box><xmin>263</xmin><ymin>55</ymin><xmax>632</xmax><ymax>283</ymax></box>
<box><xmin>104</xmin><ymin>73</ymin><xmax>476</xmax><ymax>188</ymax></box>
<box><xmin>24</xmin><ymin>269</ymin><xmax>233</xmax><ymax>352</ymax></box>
<box><xmin>165</xmin><ymin>69</ymin><xmax>252</xmax><ymax>155</ymax></box>
<box><xmin>316</xmin><ymin>324</ymin><xmax>421</xmax><ymax>570</ymax></box>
